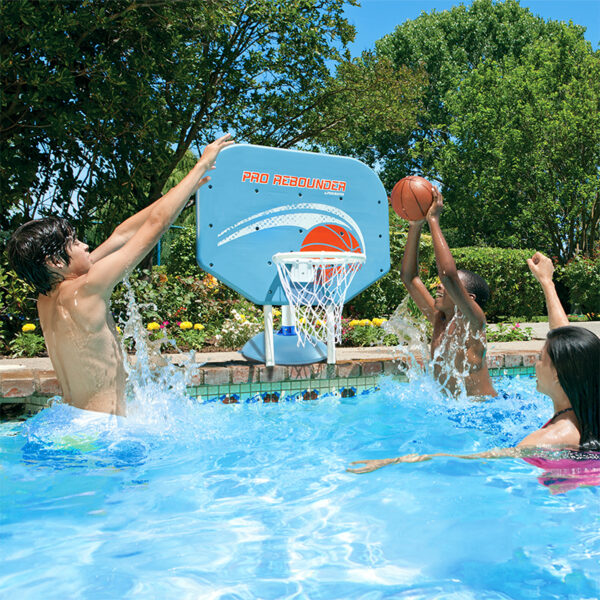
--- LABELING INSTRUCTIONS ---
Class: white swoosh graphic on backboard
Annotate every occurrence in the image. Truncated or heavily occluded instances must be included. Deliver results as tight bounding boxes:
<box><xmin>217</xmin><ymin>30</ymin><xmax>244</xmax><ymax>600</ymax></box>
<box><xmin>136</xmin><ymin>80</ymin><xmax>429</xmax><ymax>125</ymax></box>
<box><xmin>217</xmin><ymin>203</ymin><xmax>365</xmax><ymax>250</ymax></box>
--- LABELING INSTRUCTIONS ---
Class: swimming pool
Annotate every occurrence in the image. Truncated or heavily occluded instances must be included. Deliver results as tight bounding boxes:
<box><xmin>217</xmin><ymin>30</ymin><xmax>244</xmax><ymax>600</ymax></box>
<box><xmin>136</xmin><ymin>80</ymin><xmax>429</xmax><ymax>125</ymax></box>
<box><xmin>1</xmin><ymin>375</ymin><xmax>598</xmax><ymax>599</ymax></box>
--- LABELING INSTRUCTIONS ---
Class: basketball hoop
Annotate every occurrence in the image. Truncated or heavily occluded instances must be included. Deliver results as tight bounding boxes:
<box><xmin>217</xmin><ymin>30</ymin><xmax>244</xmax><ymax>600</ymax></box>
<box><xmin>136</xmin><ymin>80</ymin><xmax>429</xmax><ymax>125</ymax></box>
<box><xmin>272</xmin><ymin>251</ymin><xmax>365</xmax><ymax>348</ymax></box>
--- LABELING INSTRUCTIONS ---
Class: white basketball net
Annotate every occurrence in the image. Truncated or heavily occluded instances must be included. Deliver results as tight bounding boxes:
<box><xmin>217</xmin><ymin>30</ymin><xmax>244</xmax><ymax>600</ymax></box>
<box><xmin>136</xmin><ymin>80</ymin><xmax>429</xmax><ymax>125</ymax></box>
<box><xmin>273</xmin><ymin>251</ymin><xmax>366</xmax><ymax>346</ymax></box>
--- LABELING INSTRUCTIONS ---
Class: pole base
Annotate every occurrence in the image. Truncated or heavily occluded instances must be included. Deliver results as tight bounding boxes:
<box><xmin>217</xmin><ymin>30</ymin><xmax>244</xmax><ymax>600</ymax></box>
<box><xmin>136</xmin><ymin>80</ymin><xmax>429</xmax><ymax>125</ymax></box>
<box><xmin>241</xmin><ymin>330</ymin><xmax>327</xmax><ymax>365</ymax></box>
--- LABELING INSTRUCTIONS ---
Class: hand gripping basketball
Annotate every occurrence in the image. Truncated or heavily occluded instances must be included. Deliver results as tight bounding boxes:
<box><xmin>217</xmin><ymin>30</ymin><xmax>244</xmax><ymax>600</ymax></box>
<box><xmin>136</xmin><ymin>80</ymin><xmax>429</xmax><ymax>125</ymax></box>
<box><xmin>390</xmin><ymin>176</ymin><xmax>434</xmax><ymax>221</ymax></box>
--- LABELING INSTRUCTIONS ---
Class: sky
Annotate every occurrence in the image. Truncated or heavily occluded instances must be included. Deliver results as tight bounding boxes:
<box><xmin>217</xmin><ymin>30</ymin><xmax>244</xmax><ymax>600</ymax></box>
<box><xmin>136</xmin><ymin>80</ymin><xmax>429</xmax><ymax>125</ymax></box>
<box><xmin>343</xmin><ymin>0</ymin><xmax>600</xmax><ymax>55</ymax></box>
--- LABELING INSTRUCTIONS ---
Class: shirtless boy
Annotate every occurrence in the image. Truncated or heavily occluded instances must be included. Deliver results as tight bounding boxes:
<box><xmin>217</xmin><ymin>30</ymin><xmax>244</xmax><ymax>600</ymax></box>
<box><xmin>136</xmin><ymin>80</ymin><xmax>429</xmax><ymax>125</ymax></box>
<box><xmin>7</xmin><ymin>134</ymin><xmax>233</xmax><ymax>416</ymax></box>
<box><xmin>400</xmin><ymin>186</ymin><xmax>496</xmax><ymax>397</ymax></box>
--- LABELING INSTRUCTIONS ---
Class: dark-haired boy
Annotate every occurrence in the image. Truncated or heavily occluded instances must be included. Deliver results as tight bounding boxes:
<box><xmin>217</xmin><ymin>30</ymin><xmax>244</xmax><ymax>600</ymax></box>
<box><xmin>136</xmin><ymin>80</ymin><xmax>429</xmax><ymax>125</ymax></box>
<box><xmin>7</xmin><ymin>134</ymin><xmax>233</xmax><ymax>416</ymax></box>
<box><xmin>400</xmin><ymin>186</ymin><xmax>496</xmax><ymax>397</ymax></box>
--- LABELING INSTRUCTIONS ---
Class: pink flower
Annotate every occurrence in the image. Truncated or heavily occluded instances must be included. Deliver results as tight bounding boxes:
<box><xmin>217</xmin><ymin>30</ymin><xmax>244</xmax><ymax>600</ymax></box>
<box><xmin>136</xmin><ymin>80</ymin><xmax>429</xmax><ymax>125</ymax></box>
<box><xmin>515</xmin><ymin>323</ymin><xmax>520</xmax><ymax>327</ymax></box>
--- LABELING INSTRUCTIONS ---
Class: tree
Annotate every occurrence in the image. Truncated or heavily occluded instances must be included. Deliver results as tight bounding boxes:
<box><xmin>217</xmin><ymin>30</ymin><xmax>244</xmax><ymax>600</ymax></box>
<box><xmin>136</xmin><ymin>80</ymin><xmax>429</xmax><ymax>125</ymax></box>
<box><xmin>1</xmin><ymin>0</ymin><xmax>424</xmax><ymax>243</ymax></box>
<box><xmin>358</xmin><ymin>0</ymin><xmax>599</xmax><ymax>260</ymax></box>
<box><xmin>438</xmin><ymin>30</ymin><xmax>600</xmax><ymax>260</ymax></box>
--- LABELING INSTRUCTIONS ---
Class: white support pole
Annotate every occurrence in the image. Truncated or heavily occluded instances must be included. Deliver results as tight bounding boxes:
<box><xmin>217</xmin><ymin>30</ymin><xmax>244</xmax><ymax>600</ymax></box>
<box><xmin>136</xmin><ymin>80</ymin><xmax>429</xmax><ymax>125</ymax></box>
<box><xmin>326</xmin><ymin>306</ymin><xmax>336</xmax><ymax>364</ymax></box>
<box><xmin>282</xmin><ymin>304</ymin><xmax>294</xmax><ymax>329</ymax></box>
<box><xmin>264</xmin><ymin>305</ymin><xmax>275</xmax><ymax>367</ymax></box>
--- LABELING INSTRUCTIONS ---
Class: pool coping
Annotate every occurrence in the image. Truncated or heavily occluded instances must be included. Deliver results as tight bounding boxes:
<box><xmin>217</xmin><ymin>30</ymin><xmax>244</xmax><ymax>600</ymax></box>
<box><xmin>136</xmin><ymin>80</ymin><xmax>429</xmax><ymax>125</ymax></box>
<box><xmin>0</xmin><ymin>345</ymin><xmax>541</xmax><ymax>417</ymax></box>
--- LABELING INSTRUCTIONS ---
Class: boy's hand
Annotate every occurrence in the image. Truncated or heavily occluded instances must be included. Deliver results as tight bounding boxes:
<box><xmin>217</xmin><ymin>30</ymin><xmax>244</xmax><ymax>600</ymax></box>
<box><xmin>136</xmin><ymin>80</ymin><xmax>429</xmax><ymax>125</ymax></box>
<box><xmin>199</xmin><ymin>133</ymin><xmax>234</xmax><ymax>170</ymax></box>
<box><xmin>426</xmin><ymin>185</ymin><xmax>443</xmax><ymax>222</ymax></box>
<box><xmin>527</xmin><ymin>252</ymin><xmax>554</xmax><ymax>284</ymax></box>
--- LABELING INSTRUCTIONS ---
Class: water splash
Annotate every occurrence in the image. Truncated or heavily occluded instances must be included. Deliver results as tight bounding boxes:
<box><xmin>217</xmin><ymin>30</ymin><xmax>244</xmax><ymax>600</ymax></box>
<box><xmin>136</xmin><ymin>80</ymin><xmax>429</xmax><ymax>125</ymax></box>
<box><xmin>383</xmin><ymin>297</ymin><xmax>431</xmax><ymax>382</ymax></box>
<box><xmin>118</xmin><ymin>279</ymin><xmax>200</xmax><ymax>434</ymax></box>
<box><xmin>384</xmin><ymin>297</ymin><xmax>488</xmax><ymax>399</ymax></box>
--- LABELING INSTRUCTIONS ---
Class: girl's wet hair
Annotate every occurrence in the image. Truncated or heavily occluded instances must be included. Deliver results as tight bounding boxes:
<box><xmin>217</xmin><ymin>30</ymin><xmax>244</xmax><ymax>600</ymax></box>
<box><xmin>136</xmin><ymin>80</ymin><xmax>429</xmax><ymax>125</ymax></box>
<box><xmin>7</xmin><ymin>217</ymin><xmax>76</xmax><ymax>295</ymax></box>
<box><xmin>458</xmin><ymin>269</ymin><xmax>490</xmax><ymax>309</ymax></box>
<box><xmin>546</xmin><ymin>326</ymin><xmax>600</xmax><ymax>451</ymax></box>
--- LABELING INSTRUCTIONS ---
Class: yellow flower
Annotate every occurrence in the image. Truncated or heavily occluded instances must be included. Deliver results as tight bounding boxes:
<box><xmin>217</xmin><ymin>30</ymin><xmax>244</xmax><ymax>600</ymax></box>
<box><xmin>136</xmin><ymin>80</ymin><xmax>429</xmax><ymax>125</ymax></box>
<box><xmin>372</xmin><ymin>318</ymin><xmax>387</xmax><ymax>327</ymax></box>
<box><xmin>299</xmin><ymin>317</ymin><xmax>306</xmax><ymax>324</ymax></box>
<box><xmin>116</xmin><ymin>326</ymin><xmax>122</xmax><ymax>334</ymax></box>
<box><xmin>349</xmin><ymin>319</ymin><xmax>360</xmax><ymax>327</ymax></box>
<box><xmin>147</xmin><ymin>322</ymin><xmax>160</xmax><ymax>331</ymax></box>
<box><xmin>359</xmin><ymin>319</ymin><xmax>372</xmax><ymax>327</ymax></box>
<box><xmin>316</xmin><ymin>319</ymin><xmax>324</xmax><ymax>327</ymax></box>
<box><xmin>204</xmin><ymin>274</ymin><xmax>218</xmax><ymax>288</ymax></box>
<box><xmin>194</xmin><ymin>323</ymin><xmax>204</xmax><ymax>330</ymax></box>
<box><xmin>273</xmin><ymin>308</ymin><xmax>282</xmax><ymax>317</ymax></box>
<box><xmin>179</xmin><ymin>321</ymin><xmax>193</xmax><ymax>330</ymax></box>
<box><xmin>22</xmin><ymin>323</ymin><xmax>36</xmax><ymax>333</ymax></box>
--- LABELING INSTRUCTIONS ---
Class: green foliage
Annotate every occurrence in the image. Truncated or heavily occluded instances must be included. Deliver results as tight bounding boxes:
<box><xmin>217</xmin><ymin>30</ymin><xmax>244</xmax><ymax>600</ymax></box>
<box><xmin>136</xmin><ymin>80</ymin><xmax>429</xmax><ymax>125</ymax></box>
<box><xmin>487</xmin><ymin>322</ymin><xmax>533</xmax><ymax>343</ymax></box>
<box><xmin>347</xmin><ymin>213</ymin><xmax>435</xmax><ymax>317</ymax></box>
<box><xmin>351</xmin><ymin>0</ymin><xmax>600</xmax><ymax>261</ymax></box>
<box><xmin>3</xmin><ymin>0</ymin><xmax>423</xmax><ymax>242</ymax></box>
<box><xmin>175</xmin><ymin>329</ymin><xmax>208</xmax><ymax>352</ymax></box>
<box><xmin>341</xmin><ymin>320</ymin><xmax>398</xmax><ymax>347</ymax></box>
<box><xmin>0</xmin><ymin>251</ymin><xmax>38</xmax><ymax>345</ymax></box>
<box><xmin>438</xmin><ymin>30</ymin><xmax>600</xmax><ymax>261</ymax></box>
<box><xmin>164</xmin><ymin>225</ymin><xmax>202</xmax><ymax>278</ymax></box>
<box><xmin>111</xmin><ymin>267</ymin><xmax>241</xmax><ymax>331</ymax></box>
<box><xmin>560</xmin><ymin>253</ymin><xmax>600</xmax><ymax>314</ymax></box>
<box><xmin>447</xmin><ymin>247</ymin><xmax>544</xmax><ymax>321</ymax></box>
<box><xmin>212</xmin><ymin>302</ymin><xmax>263</xmax><ymax>349</ymax></box>
<box><xmin>9</xmin><ymin>332</ymin><xmax>46</xmax><ymax>358</ymax></box>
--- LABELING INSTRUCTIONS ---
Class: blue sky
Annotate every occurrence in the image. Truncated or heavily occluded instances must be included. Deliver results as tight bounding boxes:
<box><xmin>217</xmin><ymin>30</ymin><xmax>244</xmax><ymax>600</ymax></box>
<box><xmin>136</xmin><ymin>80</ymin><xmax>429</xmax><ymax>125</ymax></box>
<box><xmin>343</xmin><ymin>0</ymin><xmax>600</xmax><ymax>55</ymax></box>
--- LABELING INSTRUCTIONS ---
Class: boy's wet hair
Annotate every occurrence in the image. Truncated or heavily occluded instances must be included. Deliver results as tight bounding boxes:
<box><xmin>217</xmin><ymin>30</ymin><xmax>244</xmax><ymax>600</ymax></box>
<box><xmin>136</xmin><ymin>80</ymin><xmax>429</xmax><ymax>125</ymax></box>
<box><xmin>7</xmin><ymin>217</ymin><xmax>76</xmax><ymax>295</ymax></box>
<box><xmin>458</xmin><ymin>269</ymin><xmax>490</xmax><ymax>309</ymax></box>
<box><xmin>546</xmin><ymin>327</ymin><xmax>600</xmax><ymax>452</ymax></box>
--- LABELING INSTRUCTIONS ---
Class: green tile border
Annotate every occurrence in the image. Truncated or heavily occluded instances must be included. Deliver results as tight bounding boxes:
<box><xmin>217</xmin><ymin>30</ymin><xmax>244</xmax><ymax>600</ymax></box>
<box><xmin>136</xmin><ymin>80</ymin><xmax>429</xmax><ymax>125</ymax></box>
<box><xmin>187</xmin><ymin>366</ymin><xmax>534</xmax><ymax>403</ymax></box>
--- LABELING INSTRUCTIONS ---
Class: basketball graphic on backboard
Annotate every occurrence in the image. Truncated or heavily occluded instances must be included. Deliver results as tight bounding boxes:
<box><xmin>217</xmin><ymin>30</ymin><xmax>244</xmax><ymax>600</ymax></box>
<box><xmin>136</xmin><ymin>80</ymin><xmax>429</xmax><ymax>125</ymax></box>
<box><xmin>300</xmin><ymin>224</ymin><xmax>362</xmax><ymax>254</ymax></box>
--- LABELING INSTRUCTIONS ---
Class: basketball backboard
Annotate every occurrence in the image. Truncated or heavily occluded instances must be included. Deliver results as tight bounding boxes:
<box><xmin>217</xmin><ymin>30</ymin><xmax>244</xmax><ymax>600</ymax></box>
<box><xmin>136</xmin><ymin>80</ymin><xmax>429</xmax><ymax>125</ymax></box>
<box><xmin>196</xmin><ymin>144</ymin><xmax>390</xmax><ymax>305</ymax></box>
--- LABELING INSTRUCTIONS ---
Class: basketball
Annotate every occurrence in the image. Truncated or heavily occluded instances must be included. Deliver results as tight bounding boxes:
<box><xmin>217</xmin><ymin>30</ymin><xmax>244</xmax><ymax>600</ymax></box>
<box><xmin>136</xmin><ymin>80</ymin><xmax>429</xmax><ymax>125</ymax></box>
<box><xmin>300</xmin><ymin>224</ymin><xmax>362</xmax><ymax>253</ymax></box>
<box><xmin>390</xmin><ymin>176</ymin><xmax>434</xmax><ymax>221</ymax></box>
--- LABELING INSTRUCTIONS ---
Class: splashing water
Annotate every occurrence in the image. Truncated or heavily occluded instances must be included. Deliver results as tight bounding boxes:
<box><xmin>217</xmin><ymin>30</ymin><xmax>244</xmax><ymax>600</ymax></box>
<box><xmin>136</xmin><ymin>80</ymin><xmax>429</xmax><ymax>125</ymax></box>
<box><xmin>117</xmin><ymin>279</ymin><xmax>201</xmax><ymax>434</ymax></box>
<box><xmin>384</xmin><ymin>297</ymin><xmax>488</xmax><ymax>399</ymax></box>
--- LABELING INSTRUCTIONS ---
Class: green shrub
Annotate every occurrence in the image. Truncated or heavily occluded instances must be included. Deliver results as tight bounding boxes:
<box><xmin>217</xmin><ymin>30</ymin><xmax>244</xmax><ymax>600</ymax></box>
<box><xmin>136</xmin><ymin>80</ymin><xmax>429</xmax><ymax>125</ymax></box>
<box><xmin>111</xmin><ymin>268</ymin><xmax>242</xmax><ymax>331</ymax></box>
<box><xmin>9</xmin><ymin>331</ymin><xmax>46</xmax><ymax>357</ymax></box>
<box><xmin>164</xmin><ymin>225</ymin><xmax>201</xmax><ymax>278</ymax></box>
<box><xmin>487</xmin><ymin>322</ymin><xmax>533</xmax><ymax>342</ymax></box>
<box><xmin>560</xmin><ymin>253</ymin><xmax>600</xmax><ymax>315</ymax></box>
<box><xmin>0</xmin><ymin>253</ymin><xmax>38</xmax><ymax>347</ymax></box>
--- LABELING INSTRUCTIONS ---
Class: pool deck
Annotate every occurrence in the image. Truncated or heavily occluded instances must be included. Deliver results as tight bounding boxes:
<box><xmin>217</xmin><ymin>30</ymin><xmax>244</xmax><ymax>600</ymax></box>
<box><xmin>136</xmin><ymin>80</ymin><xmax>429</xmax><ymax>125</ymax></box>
<box><xmin>1</xmin><ymin>321</ymin><xmax>598</xmax><ymax>415</ymax></box>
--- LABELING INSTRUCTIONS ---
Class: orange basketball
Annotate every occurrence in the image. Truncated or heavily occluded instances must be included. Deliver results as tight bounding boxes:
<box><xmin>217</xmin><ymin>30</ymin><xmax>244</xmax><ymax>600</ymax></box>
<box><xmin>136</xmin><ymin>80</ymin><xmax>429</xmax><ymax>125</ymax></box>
<box><xmin>390</xmin><ymin>176</ymin><xmax>434</xmax><ymax>221</ymax></box>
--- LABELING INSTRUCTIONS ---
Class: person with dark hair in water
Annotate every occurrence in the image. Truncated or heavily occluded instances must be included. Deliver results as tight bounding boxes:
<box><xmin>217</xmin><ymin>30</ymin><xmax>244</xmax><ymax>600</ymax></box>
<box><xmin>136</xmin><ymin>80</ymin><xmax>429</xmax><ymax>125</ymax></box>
<box><xmin>7</xmin><ymin>134</ymin><xmax>233</xmax><ymax>416</ymax></box>
<box><xmin>348</xmin><ymin>252</ymin><xmax>600</xmax><ymax>474</ymax></box>
<box><xmin>400</xmin><ymin>185</ymin><xmax>496</xmax><ymax>397</ymax></box>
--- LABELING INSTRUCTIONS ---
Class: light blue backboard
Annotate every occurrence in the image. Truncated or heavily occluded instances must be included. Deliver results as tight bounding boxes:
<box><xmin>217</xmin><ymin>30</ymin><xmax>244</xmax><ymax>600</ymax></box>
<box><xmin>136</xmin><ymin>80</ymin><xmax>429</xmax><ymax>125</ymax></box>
<box><xmin>196</xmin><ymin>144</ymin><xmax>390</xmax><ymax>305</ymax></box>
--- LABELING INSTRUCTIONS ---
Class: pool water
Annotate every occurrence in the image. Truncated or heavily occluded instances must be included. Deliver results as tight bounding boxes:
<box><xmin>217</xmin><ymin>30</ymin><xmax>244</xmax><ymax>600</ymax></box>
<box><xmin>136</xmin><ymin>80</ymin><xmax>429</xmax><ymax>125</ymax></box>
<box><xmin>1</xmin><ymin>375</ymin><xmax>599</xmax><ymax>599</ymax></box>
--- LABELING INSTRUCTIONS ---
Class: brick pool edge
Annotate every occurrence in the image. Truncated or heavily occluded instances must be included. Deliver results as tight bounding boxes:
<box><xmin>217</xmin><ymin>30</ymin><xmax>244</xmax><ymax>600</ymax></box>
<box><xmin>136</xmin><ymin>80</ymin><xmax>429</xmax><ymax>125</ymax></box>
<box><xmin>0</xmin><ymin>349</ymin><xmax>540</xmax><ymax>417</ymax></box>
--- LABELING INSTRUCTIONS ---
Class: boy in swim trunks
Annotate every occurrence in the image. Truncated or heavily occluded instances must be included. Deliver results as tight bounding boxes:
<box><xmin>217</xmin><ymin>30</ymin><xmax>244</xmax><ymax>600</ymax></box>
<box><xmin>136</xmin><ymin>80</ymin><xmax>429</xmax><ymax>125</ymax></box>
<box><xmin>7</xmin><ymin>134</ymin><xmax>233</xmax><ymax>416</ymax></box>
<box><xmin>400</xmin><ymin>186</ymin><xmax>496</xmax><ymax>397</ymax></box>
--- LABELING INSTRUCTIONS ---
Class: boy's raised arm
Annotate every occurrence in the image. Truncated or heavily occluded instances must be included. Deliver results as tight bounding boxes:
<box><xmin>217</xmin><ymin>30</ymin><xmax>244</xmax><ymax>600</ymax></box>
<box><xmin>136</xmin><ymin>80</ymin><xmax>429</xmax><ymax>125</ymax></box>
<box><xmin>526</xmin><ymin>252</ymin><xmax>569</xmax><ymax>329</ymax></box>
<box><xmin>427</xmin><ymin>188</ymin><xmax>486</xmax><ymax>329</ymax></box>
<box><xmin>400</xmin><ymin>220</ymin><xmax>437</xmax><ymax>323</ymax></box>
<box><xmin>84</xmin><ymin>134</ymin><xmax>233</xmax><ymax>298</ymax></box>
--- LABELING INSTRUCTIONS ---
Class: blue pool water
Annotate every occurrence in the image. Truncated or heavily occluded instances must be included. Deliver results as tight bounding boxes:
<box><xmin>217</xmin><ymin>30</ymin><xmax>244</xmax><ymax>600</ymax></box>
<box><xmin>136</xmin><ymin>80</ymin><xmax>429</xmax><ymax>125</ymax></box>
<box><xmin>1</xmin><ymin>375</ymin><xmax>599</xmax><ymax>599</ymax></box>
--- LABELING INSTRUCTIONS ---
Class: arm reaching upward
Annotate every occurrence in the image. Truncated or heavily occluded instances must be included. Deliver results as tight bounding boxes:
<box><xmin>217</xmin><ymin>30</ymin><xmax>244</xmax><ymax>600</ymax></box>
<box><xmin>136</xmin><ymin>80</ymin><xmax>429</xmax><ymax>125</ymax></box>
<box><xmin>84</xmin><ymin>134</ymin><xmax>234</xmax><ymax>298</ymax></box>
<box><xmin>526</xmin><ymin>252</ymin><xmax>569</xmax><ymax>330</ymax></box>
<box><xmin>426</xmin><ymin>187</ymin><xmax>486</xmax><ymax>329</ymax></box>
<box><xmin>400</xmin><ymin>219</ymin><xmax>437</xmax><ymax>323</ymax></box>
